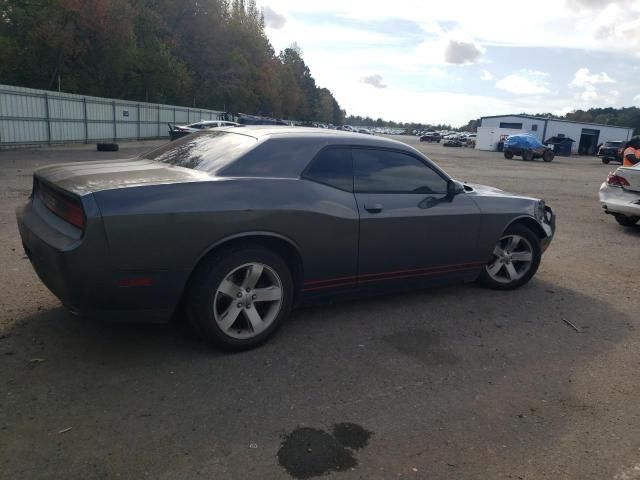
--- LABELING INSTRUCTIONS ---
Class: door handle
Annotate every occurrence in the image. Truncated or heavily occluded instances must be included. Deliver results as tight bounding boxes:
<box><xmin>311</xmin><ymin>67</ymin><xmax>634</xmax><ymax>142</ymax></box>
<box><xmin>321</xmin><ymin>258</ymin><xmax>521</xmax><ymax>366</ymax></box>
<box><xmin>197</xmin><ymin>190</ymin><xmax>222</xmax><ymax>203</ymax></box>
<box><xmin>364</xmin><ymin>203</ymin><xmax>383</xmax><ymax>213</ymax></box>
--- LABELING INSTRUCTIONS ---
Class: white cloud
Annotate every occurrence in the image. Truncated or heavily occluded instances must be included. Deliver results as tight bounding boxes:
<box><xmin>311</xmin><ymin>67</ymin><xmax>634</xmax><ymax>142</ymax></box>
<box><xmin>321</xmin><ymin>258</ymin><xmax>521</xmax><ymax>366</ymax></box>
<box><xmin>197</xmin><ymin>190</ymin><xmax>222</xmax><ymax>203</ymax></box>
<box><xmin>569</xmin><ymin>68</ymin><xmax>618</xmax><ymax>106</ymax></box>
<box><xmin>481</xmin><ymin>70</ymin><xmax>494</xmax><ymax>81</ymax></box>
<box><xmin>361</xmin><ymin>74</ymin><xmax>387</xmax><ymax>88</ymax></box>
<box><xmin>633</xmin><ymin>94</ymin><xmax>640</xmax><ymax>107</ymax></box>
<box><xmin>263</xmin><ymin>6</ymin><xmax>287</xmax><ymax>29</ymax></box>
<box><xmin>496</xmin><ymin>71</ymin><xmax>551</xmax><ymax>95</ymax></box>
<box><xmin>569</xmin><ymin>67</ymin><xmax>615</xmax><ymax>89</ymax></box>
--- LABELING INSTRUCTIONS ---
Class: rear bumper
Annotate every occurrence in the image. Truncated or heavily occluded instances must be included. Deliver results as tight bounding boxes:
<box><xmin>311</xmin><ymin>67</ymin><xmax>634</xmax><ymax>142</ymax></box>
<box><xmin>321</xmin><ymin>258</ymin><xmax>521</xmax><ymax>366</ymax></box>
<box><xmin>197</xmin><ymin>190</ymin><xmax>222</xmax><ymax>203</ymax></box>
<box><xmin>17</xmin><ymin>201</ymin><xmax>182</xmax><ymax>323</ymax></box>
<box><xmin>599</xmin><ymin>184</ymin><xmax>640</xmax><ymax>217</ymax></box>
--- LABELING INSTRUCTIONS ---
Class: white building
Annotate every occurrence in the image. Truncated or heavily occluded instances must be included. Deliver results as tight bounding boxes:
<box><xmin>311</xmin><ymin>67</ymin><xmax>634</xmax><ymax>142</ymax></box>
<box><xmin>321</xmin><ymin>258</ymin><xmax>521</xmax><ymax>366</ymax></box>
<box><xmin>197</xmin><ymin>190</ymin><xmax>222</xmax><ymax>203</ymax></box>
<box><xmin>476</xmin><ymin>114</ymin><xmax>634</xmax><ymax>154</ymax></box>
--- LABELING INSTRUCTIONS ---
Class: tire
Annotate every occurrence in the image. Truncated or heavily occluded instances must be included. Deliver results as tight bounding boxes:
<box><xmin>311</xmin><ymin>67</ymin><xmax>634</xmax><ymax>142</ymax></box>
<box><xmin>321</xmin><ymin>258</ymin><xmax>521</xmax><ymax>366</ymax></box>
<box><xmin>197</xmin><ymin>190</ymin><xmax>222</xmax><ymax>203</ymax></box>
<box><xmin>602</xmin><ymin>158</ymin><xmax>610</xmax><ymax>164</ymax></box>
<box><xmin>614</xmin><ymin>214</ymin><xmax>639</xmax><ymax>227</ymax></box>
<box><xmin>522</xmin><ymin>150</ymin><xmax>534</xmax><ymax>161</ymax></box>
<box><xmin>504</xmin><ymin>151</ymin><xmax>514</xmax><ymax>159</ymax></box>
<box><xmin>187</xmin><ymin>245</ymin><xmax>294</xmax><ymax>351</ymax></box>
<box><xmin>542</xmin><ymin>150</ymin><xmax>554</xmax><ymax>162</ymax></box>
<box><xmin>96</xmin><ymin>143</ymin><xmax>119</xmax><ymax>152</ymax></box>
<box><xmin>478</xmin><ymin>224</ymin><xmax>542</xmax><ymax>290</ymax></box>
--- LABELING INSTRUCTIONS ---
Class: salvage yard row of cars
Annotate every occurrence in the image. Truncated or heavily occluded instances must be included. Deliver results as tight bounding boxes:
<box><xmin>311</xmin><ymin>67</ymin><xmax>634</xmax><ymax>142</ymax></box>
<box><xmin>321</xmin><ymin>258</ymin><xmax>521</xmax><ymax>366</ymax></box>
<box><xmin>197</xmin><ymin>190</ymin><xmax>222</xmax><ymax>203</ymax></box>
<box><xmin>17</xmin><ymin>127</ymin><xmax>555</xmax><ymax>351</ymax></box>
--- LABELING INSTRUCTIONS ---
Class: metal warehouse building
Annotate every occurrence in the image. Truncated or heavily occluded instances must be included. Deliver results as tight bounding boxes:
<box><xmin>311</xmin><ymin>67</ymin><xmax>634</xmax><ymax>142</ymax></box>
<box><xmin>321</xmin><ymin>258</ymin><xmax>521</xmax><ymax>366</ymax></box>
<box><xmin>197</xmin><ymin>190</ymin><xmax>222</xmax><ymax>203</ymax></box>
<box><xmin>476</xmin><ymin>114</ymin><xmax>634</xmax><ymax>155</ymax></box>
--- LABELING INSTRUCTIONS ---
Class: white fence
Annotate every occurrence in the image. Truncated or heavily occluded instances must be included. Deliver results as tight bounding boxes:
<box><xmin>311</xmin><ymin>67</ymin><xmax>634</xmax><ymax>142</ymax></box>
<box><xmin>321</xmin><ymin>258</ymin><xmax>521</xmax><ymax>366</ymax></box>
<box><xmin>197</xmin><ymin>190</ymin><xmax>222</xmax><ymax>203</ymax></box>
<box><xmin>0</xmin><ymin>84</ymin><xmax>225</xmax><ymax>148</ymax></box>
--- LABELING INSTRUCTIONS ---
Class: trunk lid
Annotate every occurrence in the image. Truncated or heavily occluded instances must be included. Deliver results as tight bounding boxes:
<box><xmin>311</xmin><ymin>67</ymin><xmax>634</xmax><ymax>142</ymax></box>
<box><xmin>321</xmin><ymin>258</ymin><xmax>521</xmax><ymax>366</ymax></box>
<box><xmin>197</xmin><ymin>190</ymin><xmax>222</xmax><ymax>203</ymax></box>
<box><xmin>618</xmin><ymin>164</ymin><xmax>640</xmax><ymax>193</ymax></box>
<box><xmin>34</xmin><ymin>159</ymin><xmax>211</xmax><ymax>196</ymax></box>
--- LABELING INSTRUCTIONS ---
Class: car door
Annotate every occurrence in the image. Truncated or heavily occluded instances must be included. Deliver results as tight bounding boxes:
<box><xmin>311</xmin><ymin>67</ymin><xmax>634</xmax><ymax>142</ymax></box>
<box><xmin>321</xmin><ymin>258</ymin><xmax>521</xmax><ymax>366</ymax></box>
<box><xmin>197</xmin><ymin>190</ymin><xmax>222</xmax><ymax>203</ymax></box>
<box><xmin>353</xmin><ymin>147</ymin><xmax>483</xmax><ymax>287</ymax></box>
<box><xmin>299</xmin><ymin>147</ymin><xmax>360</xmax><ymax>294</ymax></box>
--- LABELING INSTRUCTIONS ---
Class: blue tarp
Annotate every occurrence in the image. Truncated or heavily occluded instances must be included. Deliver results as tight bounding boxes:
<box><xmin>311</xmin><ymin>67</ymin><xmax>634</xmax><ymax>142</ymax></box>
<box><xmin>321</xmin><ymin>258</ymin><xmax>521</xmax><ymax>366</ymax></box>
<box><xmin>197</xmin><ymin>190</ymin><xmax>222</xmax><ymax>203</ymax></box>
<box><xmin>504</xmin><ymin>133</ymin><xmax>544</xmax><ymax>149</ymax></box>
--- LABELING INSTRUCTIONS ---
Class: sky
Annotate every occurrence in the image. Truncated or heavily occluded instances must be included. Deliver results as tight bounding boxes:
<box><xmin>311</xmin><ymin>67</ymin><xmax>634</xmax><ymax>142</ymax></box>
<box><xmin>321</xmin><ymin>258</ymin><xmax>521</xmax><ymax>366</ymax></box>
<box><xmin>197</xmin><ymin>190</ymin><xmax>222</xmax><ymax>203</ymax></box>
<box><xmin>257</xmin><ymin>0</ymin><xmax>640</xmax><ymax>127</ymax></box>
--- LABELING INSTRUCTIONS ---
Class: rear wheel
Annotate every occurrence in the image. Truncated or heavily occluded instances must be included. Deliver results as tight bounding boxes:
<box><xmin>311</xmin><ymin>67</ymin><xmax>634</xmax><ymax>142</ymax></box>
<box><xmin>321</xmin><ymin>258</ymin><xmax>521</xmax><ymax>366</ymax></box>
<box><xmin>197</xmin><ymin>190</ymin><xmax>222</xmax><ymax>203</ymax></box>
<box><xmin>522</xmin><ymin>150</ymin><xmax>534</xmax><ymax>161</ymax></box>
<box><xmin>542</xmin><ymin>150</ymin><xmax>554</xmax><ymax>162</ymax></box>
<box><xmin>187</xmin><ymin>245</ymin><xmax>293</xmax><ymax>351</ymax></box>
<box><xmin>614</xmin><ymin>214</ymin><xmax>639</xmax><ymax>227</ymax></box>
<box><xmin>504</xmin><ymin>151</ymin><xmax>514</xmax><ymax>159</ymax></box>
<box><xmin>478</xmin><ymin>224</ymin><xmax>542</xmax><ymax>290</ymax></box>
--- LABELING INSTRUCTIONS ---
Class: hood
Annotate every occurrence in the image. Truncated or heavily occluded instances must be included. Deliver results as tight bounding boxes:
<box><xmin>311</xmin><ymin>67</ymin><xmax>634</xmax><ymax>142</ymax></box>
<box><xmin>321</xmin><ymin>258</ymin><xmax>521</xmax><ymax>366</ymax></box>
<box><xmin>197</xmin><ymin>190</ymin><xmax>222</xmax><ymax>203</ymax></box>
<box><xmin>34</xmin><ymin>159</ymin><xmax>212</xmax><ymax>196</ymax></box>
<box><xmin>464</xmin><ymin>182</ymin><xmax>505</xmax><ymax>194</ymax></box>
<box><xmin>464</xmin><ymin>182</ymin><xmax>539</xmax><ymax>201</ymax></box>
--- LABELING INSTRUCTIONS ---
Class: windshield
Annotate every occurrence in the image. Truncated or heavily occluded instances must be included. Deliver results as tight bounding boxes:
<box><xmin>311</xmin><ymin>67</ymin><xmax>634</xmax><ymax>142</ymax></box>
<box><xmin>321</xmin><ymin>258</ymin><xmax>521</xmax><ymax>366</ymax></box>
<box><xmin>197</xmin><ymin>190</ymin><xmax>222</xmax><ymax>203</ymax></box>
<box><xmin>604</xmin><ymin>141</ymin><xmax>623</xmax><ymax>147</ymax></box>
<box><xmin>142</xmin><ymin>131</ymin><xmax>257</xmax><ymax>173</ymax></box>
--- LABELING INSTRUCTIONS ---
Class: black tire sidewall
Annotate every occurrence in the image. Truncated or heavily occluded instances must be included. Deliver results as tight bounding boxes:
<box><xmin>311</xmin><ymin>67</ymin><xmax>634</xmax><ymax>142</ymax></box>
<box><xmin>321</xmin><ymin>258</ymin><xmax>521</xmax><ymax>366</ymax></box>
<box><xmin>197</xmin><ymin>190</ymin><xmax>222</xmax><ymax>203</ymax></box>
<box><xmin>478</xmin><ymin>224</ymin><xmax>542</xmax><ymax>290</ymax></box>
<box><xmin>614</xmin><ymin>214</ymin><xmax>639</xmax><ymax>227</ymax></box>
<box><xmin>522</xmin><ymin>150</ymin><xmax>533</xmax><ymax>161</ymax></box>
<box><xmin>187</xmin><ymin>246</ymin><xmax>294</xmax><ymax>351</ymax></box>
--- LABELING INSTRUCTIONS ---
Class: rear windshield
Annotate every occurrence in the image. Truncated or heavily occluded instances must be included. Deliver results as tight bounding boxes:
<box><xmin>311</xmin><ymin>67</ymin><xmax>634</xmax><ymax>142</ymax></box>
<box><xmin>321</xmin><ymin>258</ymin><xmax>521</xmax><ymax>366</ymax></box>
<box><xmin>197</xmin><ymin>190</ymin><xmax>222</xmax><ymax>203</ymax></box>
<box><xmin>604</xmin><ymin>141</ymin><xmax>623</xmax><ymax>147</ymax></box>
<box><xmin>142</xmin><ymin>131</ymin><xmax>257</xmax><ymax>173</ymax></box>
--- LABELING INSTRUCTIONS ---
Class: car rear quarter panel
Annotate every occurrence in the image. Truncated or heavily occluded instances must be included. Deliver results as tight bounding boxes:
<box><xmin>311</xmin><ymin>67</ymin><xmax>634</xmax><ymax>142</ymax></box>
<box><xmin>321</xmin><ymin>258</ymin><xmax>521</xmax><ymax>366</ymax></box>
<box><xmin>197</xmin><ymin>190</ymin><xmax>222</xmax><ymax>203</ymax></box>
<box><xmin>93</xmin><ymin>178</ymin><xmax>359</xmax><ymax>286</ymax></box>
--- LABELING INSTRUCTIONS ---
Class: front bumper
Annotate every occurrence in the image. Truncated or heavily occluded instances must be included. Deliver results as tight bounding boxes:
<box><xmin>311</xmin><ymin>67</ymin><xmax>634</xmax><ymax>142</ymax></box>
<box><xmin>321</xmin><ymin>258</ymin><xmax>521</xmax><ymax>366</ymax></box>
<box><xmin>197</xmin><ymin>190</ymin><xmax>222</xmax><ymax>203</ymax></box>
<box><xmin>540</xmin><ymin>205</ymin><xmax>555</xmax><ymax>253</ymax></box>
<box><xmin>599</xmin><ymin>183</ymin><xmax>640</xmax><ymax>217</ymax></box>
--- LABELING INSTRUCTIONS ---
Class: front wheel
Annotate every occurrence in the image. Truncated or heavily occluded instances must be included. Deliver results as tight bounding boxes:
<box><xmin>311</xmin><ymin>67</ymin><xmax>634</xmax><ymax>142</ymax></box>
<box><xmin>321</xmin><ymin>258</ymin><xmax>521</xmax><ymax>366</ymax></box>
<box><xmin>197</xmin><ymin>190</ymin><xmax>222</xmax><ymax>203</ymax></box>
<box><xmin>187</xmin><ymin>246</ymin><xmax>293</xmax><ymax>351</ymax></box>
<box><xmin>542</xmin><ymin>150</ymin><xmax>554</xmax><ymax>162</ymax></box>
<box><xmin>478</xmin><ymin>224</ymin><xmax>542</xmax><ymax>290</ymax></box>
<box><xmin>614</xmin><ymin>214</ymin><xmax>639</xmax><ymax>227</ymax></box>
<box><xmin>504</xmin><ymin>151</ymin><xmax>514</xmax><ymax>159</ymax></box>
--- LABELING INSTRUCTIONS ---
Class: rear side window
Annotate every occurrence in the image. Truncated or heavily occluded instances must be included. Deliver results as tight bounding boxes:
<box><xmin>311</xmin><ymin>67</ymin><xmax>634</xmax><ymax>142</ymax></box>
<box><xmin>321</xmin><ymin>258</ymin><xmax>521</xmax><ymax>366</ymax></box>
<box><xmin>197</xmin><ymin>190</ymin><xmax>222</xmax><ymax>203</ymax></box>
<box><xmin>303</xmin><ymin>148</ymin><xmax>353</xmax><ymax>191</ymax></box>
<box><xmin>142</xmin><ymin>131</ymin><xmax>257</xmax><ymax>173</ymax></box>
<box><xmin>353</xmin><ymin>148</ymin><xmax>447</xmax><ymax>194</ymax></box>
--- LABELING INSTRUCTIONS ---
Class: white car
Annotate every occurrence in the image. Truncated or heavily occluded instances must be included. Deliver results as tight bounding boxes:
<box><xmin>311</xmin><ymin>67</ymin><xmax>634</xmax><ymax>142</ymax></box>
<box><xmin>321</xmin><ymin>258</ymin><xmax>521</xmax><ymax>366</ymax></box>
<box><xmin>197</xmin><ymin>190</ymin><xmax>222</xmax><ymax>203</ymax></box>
<box><xmin>599</xmin><ymin>163</ymin><xmax>640</xmax><ymax>227</ymax></box>
<box><xmin>168</xmin><ymin>120</ymin><xmax>239</xmax><ymax>140</ymax></box>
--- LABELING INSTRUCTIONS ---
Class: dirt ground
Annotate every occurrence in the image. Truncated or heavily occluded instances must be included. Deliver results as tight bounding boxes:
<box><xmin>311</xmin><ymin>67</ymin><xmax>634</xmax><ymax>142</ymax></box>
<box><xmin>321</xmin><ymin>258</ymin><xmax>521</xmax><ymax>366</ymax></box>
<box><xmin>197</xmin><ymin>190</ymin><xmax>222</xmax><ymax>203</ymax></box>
<box><xmin>1</xmin><ymin>136</ymin><xmax>639</xmax><ymax>480</ymax></box>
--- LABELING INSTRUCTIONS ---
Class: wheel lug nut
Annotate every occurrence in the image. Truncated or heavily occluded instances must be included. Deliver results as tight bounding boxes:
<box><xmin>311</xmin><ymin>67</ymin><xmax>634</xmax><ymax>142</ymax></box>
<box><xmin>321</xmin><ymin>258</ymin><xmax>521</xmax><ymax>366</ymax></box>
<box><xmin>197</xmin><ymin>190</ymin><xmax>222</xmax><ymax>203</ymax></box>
<box><xmin>237</xmin><ymin>303</ymin><xmax>243</xmax><ymax>308</ymax></box>
<box><xmin>237</xmin><ymin>292</ymin><xmax>242</xmax><ymax>298</ymax></box>
<box><xmin>252</xmin><ymin>294</ymin><xmax>257</xmax><ymax>300</ymax></box>
<box><xmin>246</xmin><ymin>288</ymin><xmax>251</xmax><ymax>293</ymax></box>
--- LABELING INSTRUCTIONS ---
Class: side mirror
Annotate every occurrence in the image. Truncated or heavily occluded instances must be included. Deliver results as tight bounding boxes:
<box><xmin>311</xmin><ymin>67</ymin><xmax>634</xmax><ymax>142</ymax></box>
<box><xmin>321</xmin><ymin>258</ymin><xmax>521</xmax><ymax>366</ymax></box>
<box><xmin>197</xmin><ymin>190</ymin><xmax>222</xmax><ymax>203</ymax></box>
<box><xmin>446</xmin><ymin>180</ymin><xmax>464</xmax><ymax>199</ymax></box>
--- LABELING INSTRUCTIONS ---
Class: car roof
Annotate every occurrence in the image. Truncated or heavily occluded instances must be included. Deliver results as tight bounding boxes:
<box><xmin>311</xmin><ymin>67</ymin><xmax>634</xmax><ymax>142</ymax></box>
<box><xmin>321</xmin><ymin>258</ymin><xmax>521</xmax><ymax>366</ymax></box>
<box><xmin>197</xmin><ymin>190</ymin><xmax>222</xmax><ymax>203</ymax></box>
<box><xmin>228</xmin><ymin>125</ymin><xmax>409</xmax><ymax>147</ymax></box>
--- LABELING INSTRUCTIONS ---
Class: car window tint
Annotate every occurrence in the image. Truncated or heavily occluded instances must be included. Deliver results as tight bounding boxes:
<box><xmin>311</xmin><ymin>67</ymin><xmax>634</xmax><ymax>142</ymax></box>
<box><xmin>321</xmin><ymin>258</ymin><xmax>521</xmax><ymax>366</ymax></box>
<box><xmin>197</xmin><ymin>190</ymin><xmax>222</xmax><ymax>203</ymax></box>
<box><xmin>354</xmin><ymin>149</ymin><xmax>446</xmax><ymax>194</ymax></box>
<box><xmin>142</xmin><ymin>131</ymin><xmax>257</xmax><ymax>173</ymax></box>
<box><xmin>304</xmin><ymin>148</ymin><xmax>353</xmax><ymax>191</ymax></box>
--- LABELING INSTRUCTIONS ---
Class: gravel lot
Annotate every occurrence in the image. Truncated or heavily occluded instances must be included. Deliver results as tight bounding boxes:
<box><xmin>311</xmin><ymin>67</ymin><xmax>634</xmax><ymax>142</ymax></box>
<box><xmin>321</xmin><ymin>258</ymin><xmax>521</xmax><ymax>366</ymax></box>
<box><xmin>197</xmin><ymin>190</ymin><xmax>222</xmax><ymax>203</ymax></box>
<box><xmin>1</xmin><ymin>136</ymin><xmax>639</xmax><ymax>480</ymax></box>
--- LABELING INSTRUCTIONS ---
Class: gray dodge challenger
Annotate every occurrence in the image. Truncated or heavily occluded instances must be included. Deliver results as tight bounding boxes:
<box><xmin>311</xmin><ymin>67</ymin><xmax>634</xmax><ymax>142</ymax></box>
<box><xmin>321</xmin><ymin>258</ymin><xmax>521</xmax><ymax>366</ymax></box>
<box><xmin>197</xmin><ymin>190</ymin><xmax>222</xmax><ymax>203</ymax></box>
<box><xmin>17</xmin><ymin>127</ymin><xmax>555</xmax><ymax>350</ymax></box>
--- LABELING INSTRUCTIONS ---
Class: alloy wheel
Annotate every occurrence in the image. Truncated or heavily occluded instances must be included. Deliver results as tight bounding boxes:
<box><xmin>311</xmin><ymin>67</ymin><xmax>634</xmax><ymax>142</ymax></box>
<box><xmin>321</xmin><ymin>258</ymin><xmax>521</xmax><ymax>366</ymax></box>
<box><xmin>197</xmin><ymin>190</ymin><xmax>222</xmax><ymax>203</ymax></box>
<box><xmin>485</xmin><ymin>234</ymin><xmax>534</xmax><ymax>284</ymax></box>
<box><xmin>213</xmin><ymin>262</ymin><xmax>283</xmax><ymax>339</ymax></box>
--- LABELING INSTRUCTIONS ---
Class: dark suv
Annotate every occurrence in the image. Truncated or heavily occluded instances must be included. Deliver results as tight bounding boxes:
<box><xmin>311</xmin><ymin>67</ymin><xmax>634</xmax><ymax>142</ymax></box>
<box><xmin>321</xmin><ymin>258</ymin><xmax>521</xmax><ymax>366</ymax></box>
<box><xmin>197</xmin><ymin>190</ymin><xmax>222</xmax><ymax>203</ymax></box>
<box><xmin>597</xmin><ymin>141</ymin><xmax>624</xmax><ymax>164</ymax></box>
<box><xmin>420</xmin><ymin>132</ymin><xmax>441</xmax><ymax>143</ymax></box>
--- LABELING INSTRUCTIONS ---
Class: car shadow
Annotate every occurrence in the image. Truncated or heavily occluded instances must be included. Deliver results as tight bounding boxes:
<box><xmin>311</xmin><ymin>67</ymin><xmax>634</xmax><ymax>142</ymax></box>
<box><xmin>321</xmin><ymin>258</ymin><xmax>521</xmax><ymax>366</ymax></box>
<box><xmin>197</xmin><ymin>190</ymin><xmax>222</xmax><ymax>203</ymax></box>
<box><xmin>0</xmin><ymin>278</ymin><xmax>634</xmax><ymax>479</ymax></box>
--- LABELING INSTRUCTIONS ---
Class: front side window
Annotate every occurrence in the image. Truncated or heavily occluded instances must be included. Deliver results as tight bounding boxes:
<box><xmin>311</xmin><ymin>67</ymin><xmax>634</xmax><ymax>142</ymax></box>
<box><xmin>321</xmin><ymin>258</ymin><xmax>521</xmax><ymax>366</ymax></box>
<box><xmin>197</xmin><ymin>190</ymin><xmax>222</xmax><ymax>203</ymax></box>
<box><xmin>303</xmin><ymin>148</ymin><xmax>353</xmax><ymax>191</ymax></box>
<box><xmin>353</xmin><ymin>149</ymin><xmax>447</xmax><ymax>194</ymax></box>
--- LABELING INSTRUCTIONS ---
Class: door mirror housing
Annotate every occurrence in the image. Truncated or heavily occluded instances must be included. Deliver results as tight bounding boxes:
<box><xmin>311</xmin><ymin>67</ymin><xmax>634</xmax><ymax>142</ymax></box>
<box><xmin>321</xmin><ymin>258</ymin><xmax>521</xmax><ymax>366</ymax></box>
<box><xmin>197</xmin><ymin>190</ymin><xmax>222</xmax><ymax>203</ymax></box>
<box><xmin>446</xmin><ymin>180</ymin><xmax>464</xmax><ymax>199</ymax></box>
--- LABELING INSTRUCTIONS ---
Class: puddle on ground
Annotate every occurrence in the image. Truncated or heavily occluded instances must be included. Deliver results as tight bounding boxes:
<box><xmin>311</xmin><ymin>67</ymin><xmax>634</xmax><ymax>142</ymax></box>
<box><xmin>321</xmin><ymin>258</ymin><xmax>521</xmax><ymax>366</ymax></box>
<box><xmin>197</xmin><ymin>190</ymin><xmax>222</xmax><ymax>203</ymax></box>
<box><xmin>277</xmin><ymin>423</ymin><xmax>373</xmax><ymax>479</ymax></box>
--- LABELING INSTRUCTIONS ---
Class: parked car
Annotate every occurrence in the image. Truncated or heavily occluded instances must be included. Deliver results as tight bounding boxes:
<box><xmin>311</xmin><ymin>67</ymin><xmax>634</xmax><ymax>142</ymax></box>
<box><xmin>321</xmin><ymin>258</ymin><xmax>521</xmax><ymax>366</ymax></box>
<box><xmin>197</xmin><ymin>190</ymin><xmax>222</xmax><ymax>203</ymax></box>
<box><xmin>237</xmin><ymin>115</ymin><xmax>289</xmax><ymax>126</ymax></box>
<box><xmin>420</xmin><ymin>133</ymin><xmax>441</xmax><ymax>143</ymax></box>
<box><xmin>503</xmin><ymin>134</ymin><xmax>554</xmax><ymax>162</ymax></box>
<box><xmin>357</xmin><ymin>128</ymin><xmax>374</xmax><ymax>135</ymax></box>
<box><xmin>597</xmin><ymin>141</ymin><xmax>625</xmax><ymax>164</ymax></box>
<box><xmin>17</xmin><ymin>127</ymin><xmax>555</xmax><ymax>351</ymax></box>
<box><xmin>443</xmin><ymin>139</ymin><xmax>463</xmax><ymax>147</ymax></box>
<box><xmin>599</xmin><ymin>163</ymin><xmax>640</xmax><ymax>226</ymax></box>
<box><xmin>168</xmin><ymin>120</ymin><xmax>239</xmax><ymax>140</ymax></box>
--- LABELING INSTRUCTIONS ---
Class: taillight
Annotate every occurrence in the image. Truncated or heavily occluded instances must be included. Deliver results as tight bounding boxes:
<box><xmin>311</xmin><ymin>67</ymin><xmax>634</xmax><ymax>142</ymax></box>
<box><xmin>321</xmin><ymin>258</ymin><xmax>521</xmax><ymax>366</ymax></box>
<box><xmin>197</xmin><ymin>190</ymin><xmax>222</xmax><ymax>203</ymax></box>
<box><xmin>37</xmin><ymin>182</ymin><xmax>85</xmax><ymax>229</ymax></box>
<box><xmin>606</xmin><ymin>173</ymin><xmax>630</xmax><ymax>187</ymax></box>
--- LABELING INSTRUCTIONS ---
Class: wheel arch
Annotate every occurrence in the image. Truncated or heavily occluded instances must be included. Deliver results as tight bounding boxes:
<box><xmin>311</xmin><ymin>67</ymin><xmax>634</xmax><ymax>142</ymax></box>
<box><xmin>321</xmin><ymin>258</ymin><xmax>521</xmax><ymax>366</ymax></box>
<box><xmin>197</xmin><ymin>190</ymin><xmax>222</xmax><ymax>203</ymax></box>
<box><xmin>179</xmin><ymin>232</ymin><xmax>305</xmax><ymax>311</ymax></box>
<box><xmin>504</xmin><ymin>215</ymin><xmax>548</xmax><ymax>240</ymax></box>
